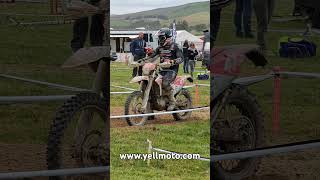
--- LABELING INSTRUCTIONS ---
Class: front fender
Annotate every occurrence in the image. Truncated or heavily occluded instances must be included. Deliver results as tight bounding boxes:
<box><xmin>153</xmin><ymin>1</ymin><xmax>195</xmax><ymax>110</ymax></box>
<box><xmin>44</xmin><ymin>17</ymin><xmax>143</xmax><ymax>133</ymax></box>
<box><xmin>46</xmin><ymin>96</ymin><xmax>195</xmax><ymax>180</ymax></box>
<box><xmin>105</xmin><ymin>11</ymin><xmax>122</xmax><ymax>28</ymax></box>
<box><xmin>130</xmin><ymin>76</ymin><xmax>149</xmax><ymax>83</ymax></box>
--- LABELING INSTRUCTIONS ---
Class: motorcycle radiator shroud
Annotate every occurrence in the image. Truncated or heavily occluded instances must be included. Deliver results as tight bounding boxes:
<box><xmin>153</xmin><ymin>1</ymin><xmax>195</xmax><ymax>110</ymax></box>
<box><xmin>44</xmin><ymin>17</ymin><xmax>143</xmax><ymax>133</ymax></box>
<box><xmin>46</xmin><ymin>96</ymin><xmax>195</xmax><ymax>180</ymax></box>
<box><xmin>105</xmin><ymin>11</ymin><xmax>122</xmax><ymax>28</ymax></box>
<box><xmin>210</xmin><ymin>44</ymin><xmax>268</xmax><ymax>99</ymax></box>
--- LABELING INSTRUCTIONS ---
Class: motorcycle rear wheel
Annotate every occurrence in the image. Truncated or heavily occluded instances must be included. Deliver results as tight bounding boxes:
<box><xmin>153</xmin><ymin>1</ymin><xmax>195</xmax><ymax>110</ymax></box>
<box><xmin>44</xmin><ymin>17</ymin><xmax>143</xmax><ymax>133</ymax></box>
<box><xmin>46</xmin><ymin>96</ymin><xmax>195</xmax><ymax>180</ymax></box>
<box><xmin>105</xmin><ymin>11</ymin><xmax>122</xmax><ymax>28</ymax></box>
<box><xmin>173</xmin><ymin>89</ymin><xmax>193</xmax><ymax>121</ymax></box>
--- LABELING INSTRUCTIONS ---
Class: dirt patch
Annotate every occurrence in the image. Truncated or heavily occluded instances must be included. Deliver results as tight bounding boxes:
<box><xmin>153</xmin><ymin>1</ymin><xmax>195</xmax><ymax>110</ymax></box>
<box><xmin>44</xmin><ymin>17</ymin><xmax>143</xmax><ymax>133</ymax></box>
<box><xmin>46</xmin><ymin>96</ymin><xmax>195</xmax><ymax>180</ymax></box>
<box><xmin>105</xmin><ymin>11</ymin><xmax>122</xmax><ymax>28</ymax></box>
<box><xmin>246</xmin><ymin>150</ymin><xmax>320</xmax><ymax>180</ymax></box>
<box><xmin>110</xmin><ymin>106</ymin><xmax>209</xmax><ymax>128</ymax></box>
<box><xmin>0</xmin><ymin>143</ymin><xmax>47</xmax><ymax>173</ymax></box>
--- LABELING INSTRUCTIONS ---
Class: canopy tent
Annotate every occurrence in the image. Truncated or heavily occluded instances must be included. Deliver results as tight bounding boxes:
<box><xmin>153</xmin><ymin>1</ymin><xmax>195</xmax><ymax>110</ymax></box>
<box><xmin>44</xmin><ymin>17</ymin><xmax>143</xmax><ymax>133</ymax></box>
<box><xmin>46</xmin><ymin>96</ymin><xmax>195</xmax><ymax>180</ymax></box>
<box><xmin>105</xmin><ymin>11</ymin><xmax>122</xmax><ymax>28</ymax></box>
<box><xmin>175</xmin><ymin>30</ymin><xmax>203</xmax><ymax>50</ymax></box>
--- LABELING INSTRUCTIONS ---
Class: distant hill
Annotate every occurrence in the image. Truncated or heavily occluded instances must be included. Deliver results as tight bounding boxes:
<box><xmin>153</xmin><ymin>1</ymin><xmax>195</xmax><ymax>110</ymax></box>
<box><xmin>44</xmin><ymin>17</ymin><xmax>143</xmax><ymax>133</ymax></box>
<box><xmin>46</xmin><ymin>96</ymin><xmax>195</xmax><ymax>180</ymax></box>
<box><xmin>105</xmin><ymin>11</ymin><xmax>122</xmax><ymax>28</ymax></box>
<box><xmin>111</xmin><ymin>1</ymin><xmax>209</xmax><ymax>30</ymax></box>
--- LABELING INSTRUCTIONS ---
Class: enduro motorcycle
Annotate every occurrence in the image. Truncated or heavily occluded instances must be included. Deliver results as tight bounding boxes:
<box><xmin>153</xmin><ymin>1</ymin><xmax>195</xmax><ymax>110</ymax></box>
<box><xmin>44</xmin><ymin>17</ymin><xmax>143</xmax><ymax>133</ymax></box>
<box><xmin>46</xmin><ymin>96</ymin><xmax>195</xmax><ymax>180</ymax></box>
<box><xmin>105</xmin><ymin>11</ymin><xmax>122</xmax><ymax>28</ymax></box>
<box><xmin>46</xmin><ymin>2</ymin><xmax>112</xmax><ymax>178</ymax></box>
<box><xmin>210</xmin><ymin>43</ymin><xmax>268</xmax><ymax>180</ymax></box>
<box><xmin>124</xmin><ymin>57</ymin><xmax>194</xmax><ymax>126</ymax></box>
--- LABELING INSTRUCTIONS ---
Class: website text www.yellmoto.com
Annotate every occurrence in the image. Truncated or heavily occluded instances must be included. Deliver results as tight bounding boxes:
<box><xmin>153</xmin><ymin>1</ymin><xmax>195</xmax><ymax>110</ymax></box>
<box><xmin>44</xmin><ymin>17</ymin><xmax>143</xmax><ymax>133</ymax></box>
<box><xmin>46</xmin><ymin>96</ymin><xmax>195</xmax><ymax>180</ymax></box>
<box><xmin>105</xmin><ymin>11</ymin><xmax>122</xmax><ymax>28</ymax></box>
<box><xmin>119</xmin><ymin>152</ymin><xmax>201</xmax><ymax>161</ymax></box>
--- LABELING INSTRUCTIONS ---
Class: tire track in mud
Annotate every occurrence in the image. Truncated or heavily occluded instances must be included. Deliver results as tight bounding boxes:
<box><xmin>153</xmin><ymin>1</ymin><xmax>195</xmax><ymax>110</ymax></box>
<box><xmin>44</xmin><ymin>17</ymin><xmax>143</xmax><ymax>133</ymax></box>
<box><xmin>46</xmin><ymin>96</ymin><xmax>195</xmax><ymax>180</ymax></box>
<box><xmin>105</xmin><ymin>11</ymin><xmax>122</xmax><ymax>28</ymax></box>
<box><xmin>246</xmin><ymin>150</ymin><xmax>320</xmax><ymax>180</ymax></box>
<box><xmin>110</xmin><ymin>106</ymin><xmax>210</xmax><ymax>128</ymax></box>
<box><xmin>0</xmin><ymin>143</ymin><xmax>46</xmax><ymax>173</ymax></box>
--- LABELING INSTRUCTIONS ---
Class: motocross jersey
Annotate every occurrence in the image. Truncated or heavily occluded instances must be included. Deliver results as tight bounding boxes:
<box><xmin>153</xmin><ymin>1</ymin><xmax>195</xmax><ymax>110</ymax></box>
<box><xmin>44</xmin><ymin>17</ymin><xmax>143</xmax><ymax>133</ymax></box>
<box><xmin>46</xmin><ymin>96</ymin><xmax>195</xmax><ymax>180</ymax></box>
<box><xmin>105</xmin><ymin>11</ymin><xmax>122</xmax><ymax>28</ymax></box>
<box><xmin>151</xmin><ymin>43</ymin><xmax>183</xmax><ymax>71</ymax></box>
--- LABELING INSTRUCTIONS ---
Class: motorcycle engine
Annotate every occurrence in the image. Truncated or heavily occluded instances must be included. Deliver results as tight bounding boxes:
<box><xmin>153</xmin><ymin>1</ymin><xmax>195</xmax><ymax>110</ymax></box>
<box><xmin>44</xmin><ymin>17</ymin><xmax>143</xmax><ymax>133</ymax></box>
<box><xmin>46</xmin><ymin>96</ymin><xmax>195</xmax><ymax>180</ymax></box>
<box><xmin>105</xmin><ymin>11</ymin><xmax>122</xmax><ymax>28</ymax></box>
<box><xmin>157</xmin><ymin>98</ymin><xmax>166</xmax><ymax>109</ymax></box>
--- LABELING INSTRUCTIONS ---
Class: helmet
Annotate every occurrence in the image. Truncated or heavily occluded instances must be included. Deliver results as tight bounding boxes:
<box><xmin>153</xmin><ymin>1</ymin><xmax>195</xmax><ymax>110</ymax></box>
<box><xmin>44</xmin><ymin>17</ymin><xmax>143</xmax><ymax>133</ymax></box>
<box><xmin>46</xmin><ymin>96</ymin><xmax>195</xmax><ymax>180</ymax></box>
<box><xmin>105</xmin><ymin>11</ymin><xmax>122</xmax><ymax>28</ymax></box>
<box><xmin>156</xmin><ymin>28</ymin><xmax>173</xmax><ymax>46</ymax></box>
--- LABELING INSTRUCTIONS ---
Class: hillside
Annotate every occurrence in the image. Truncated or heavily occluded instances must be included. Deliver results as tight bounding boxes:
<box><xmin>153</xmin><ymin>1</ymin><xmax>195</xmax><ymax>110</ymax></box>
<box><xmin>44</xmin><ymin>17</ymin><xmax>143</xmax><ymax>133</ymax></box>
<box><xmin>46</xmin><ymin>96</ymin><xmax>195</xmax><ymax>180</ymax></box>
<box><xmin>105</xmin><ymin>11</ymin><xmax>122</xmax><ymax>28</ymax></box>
<box><xmin>110</xmin><ymin>1</ymin><xmax>209</xmax><ymax>29</ymax></box>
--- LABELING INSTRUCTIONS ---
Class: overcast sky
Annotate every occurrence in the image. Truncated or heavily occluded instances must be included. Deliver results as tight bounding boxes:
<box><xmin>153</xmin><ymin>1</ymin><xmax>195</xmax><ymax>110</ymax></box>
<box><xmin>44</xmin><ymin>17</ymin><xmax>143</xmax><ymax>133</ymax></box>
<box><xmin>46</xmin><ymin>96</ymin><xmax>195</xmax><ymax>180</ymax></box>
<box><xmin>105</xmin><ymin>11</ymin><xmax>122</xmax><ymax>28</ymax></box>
<box><xmin>111</xmin><ymin>0</ymin><xmax>209</xmax><ymax>15</ymax></box>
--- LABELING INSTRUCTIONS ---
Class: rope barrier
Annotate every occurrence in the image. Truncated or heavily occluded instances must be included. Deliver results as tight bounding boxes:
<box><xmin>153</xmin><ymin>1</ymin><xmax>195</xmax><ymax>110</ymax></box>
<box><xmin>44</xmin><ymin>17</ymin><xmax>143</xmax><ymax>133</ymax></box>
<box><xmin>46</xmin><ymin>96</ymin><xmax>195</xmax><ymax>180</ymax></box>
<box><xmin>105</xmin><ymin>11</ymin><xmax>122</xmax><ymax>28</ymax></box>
<box><xmin>212</xmin><ymin>140</ymin><xmax>320</xmax><ymax>161</ymax></box>
<box><xmin>0</xmin><ymin>74</ymin><xmax>89</xmax><ymax>92</ymax></box>
<box><xmin>0</xmin><ymin>166</ymin><xmax>109</xmax><ymax>179</ymax></box>
<box><xmin>110</xmin><ymin>106</ymin><xmax>209</xmax><ymax>119</ymax></box>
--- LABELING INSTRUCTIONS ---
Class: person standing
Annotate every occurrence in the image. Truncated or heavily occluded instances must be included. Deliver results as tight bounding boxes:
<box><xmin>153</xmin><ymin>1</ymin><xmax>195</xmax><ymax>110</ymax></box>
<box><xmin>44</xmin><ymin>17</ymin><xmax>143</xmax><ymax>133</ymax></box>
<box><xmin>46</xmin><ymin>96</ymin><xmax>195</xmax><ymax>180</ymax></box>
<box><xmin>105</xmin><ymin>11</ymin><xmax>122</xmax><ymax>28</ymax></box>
<box><xmin>182</xmin><ymin>40</ymin><xmax>189</xmax><ymax>73</ymax></box>
<box><xmin>234</xmin><ymin>0</ymin><xmax>254</xmax><ymax>38</ymax></box>
<box><xmin>70</xmin><ymin>0</ymin><xmax>105</xmax><ymax>53</ymax></box>
<box><xmin>130</xmin><ymin>32</ymin><xmax>146</xmax><ymax>77</ymax></box>
<box><xmin>188</xmin><ymin>42</ymin><xmax>198</xmax><ymax>78</ymax></box>
<box><xmin>210</xmin><ymin>0</ymin><xmax>234</xmax><ymax>46</ymax></box>
<box><xmin>253</xmin><ymin>0</ymin><xmax>275</xmax><ymax>52</ymax></box>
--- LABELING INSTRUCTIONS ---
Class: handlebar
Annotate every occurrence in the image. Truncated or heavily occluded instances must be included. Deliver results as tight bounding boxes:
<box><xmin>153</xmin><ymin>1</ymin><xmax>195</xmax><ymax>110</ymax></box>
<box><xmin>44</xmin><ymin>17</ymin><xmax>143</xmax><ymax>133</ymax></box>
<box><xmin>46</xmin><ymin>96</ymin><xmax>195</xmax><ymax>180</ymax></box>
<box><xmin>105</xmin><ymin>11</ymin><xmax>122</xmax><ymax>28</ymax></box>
<box><xmin>129</xmin><ymin>56</ymin><xmax>177</xmax><ymax>68</ymax></box>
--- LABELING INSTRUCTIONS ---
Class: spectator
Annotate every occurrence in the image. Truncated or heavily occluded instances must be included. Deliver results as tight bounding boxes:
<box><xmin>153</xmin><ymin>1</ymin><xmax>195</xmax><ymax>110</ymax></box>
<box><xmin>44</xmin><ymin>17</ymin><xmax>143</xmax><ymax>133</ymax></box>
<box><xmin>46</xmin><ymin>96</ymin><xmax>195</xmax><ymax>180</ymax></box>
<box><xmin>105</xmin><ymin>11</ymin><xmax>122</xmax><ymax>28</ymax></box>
<box><xmin>188</xmin><ymin>42</ymin><xmax>198</xmax><ymax>78</ymax></box>
<box><xmin>292</xmin><ymin>0</ymin><xmax>302</xmax><ymax>16</ymax></box>
<box><xmin>182</xmin><ymin>40</ymin><xmax>190</xmax><ymax>73</ymax></box>
<box><xmin>234</xmin><ymin>0</ymin><xmax>254</xmax><ymax>38</ymax></box>
<box><xmin>210</xmin><ymin>0</ymin><xmax>234</xmax><ymax>46</ymax></box>
<box><xmin>253</xmin><ymin>0</ymin><xmax>275</xmax><ymax>53</ymax></box>
<box><xmin>130</xmin><ymin>32</ymin><xmax>146</xmax><ymax>77</ymax></box>
<box><xmin>70</xmin><ymin>0</ymin><xmax>105</xmax><ymax>53</ymax></box>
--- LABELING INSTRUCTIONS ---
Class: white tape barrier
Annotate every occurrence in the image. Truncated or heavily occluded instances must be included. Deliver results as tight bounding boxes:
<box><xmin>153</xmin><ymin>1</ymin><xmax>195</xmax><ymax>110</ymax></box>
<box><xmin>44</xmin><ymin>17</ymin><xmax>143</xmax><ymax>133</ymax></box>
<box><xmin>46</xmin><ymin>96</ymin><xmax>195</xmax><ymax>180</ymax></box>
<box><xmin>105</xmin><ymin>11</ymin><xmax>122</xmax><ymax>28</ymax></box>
<box><xmin>110</xmin><ymin>106</ymin><xmax>209</xmax><ymax>119</ymax></box>
<box><xmin>197</xmin><ymin>84</ymin><xmax>210</xmax><ymax>87</ymax></box>
<box><xmin>146</xmin><ymin>139</ymin><xmax>209</xmax><ymax>163</ymax></box>
<box><xmin>110</xmin><ymin>83</ymin><xmax>209</xmax><ymax>94</ymax></box>
<box><xmin>184</xmin><ymin>84</ymin><xmax>210</xmax><ymax>89</ymax></box>
<box><xmin>111</xmin><ymin>85</ymin><xmax>136</xmax><ymax>91</ymax></box>
<box><xmin>110</xmin><ymin>91</ymin><xmax>133</xmax><ymax>94</ymax></box>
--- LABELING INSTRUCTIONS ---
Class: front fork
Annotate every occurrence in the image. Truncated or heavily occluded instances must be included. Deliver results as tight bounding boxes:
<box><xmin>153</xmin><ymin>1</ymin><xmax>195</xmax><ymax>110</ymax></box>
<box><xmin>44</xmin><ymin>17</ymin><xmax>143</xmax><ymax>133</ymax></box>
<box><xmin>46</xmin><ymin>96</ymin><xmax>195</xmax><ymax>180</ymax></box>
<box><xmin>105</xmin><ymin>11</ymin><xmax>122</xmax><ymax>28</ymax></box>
<box><xmin>141</xmin><ymin>76</ymin><xmax>154</xmax><ymax>112</ymax></box>
<box><xmin>74</xmin><ymin>59</ymin><xmax>109</xmax><ymax>156</ymax></box>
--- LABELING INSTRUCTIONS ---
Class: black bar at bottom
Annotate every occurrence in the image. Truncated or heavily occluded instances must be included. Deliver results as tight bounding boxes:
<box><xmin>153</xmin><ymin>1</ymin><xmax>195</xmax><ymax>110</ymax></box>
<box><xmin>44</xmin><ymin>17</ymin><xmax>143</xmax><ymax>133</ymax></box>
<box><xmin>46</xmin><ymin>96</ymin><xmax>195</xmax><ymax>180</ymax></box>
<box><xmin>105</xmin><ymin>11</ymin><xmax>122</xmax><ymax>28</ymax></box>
<box><xmin>0</xmin><ymin>166</ymin><xmax>109</xmax><ymax>179</ymax></box>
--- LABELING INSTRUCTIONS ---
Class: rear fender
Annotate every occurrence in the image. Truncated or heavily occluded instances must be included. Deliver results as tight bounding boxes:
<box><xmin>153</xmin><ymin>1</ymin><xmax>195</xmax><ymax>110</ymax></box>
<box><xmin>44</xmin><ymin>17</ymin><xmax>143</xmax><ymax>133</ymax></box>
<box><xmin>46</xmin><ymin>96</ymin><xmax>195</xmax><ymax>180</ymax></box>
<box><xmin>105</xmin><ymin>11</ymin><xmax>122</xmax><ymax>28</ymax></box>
<box><xmin>210</xmin><ymin>44</ymin><xmax>267</xmax><ymax>76</ymax></box>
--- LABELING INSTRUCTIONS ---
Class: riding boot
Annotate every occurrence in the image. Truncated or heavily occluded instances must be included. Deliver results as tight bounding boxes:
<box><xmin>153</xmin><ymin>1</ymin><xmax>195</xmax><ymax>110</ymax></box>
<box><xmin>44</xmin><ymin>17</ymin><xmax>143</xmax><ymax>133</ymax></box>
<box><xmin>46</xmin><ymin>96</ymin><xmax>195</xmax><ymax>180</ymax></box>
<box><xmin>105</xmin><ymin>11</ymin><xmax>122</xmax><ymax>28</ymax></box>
<box><xmin>167</xmin><ymin>89</ymin><xmax>176</xmax><ymax>111</ymax></box>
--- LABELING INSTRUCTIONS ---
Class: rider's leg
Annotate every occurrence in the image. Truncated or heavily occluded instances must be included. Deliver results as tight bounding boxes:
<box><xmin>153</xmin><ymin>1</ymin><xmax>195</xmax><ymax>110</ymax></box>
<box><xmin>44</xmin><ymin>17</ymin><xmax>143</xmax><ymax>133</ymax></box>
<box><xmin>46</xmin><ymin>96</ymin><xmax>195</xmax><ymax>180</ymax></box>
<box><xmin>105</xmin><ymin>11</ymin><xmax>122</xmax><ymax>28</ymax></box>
<box><xmin>71</xmin><ymin>17</ymin><xmax>89</xmax><ymax>53</ymax></box>
<box><xmin>162</xmin><ymin>71</ymin><xmax>177</xmax><ymax>111</ymax></box>
<box><xmin>90</xmin><ymin>13</ymin><xmax>105</xmax><ymax>47</ymax></box>
<box><xmin>190</xmin><ymin>60</ymin><xmax>195</xmax><ymax>78</ymax></box>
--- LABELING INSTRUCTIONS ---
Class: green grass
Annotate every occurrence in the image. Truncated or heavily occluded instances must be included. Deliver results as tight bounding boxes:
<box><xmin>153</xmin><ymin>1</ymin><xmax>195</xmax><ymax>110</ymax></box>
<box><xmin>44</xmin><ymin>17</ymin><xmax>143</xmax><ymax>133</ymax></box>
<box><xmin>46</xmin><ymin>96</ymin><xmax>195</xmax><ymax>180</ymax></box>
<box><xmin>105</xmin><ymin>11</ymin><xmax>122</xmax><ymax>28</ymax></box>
<box><xmin>109</xmin><ymin>62</ymin><xmax>210</xmax><ymax>179</ymax></box>
<box><xmin>216</xmin><ymin>0</ymin><xmax>320</xmax><ymax>145</ymax></box>
<box><xmin>110</xmin><ymin>120</ymin><xmax>210</xmax><ymax>180</ymax></box>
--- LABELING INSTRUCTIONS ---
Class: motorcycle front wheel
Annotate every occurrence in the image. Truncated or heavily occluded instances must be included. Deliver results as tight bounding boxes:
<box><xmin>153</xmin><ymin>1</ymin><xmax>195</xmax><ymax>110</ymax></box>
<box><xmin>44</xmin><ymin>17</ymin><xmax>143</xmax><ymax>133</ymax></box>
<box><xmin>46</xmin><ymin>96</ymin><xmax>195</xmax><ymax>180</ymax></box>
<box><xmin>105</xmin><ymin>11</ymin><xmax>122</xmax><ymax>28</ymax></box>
<box><xmin>47</xmin><ymin>93</ymin><xmax>109</xmax><ymax>180</ymax></box>
<box><xmin>124</xmin><ymin>91</ymin><xmax>150</xmax><ymax>126</ymax></box>
<box><xmin>213</xmin><ymin>87</ymin><xmax>264</xmax><ymax>180</ymax></box>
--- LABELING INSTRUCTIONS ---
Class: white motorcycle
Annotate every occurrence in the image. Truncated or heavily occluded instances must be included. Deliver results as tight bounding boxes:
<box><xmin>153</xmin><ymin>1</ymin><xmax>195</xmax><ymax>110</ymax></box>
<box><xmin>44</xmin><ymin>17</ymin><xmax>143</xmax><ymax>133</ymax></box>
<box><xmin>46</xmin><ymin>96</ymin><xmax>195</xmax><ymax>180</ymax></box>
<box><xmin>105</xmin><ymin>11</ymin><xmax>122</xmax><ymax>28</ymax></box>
<box><xmin>124</xmin><ymin>57</ymin><xmax>194</xmax><ymax>126</ymax></box>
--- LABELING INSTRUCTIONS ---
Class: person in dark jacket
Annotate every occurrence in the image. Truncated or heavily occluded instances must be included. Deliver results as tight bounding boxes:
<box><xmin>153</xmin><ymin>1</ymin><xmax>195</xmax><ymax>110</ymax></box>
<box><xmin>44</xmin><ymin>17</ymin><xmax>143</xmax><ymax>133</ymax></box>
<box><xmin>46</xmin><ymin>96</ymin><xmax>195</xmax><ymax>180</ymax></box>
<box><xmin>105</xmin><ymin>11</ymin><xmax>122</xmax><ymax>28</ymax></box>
<box><xmin>234</xmin><ymin>0</ymin><xmax>254</xmax><ymax>38</ymax></box>
<box><xmin>188</xmin><ymin>42</ymin><xmax>198</xmax><ymax>78</ymax></box>
<box><xmin>182</xmin><ymin>40</ymin><xmax>189</xmax><ymax>73</ymax></box>
<box><xmin>70</xmin><ymin>0</ymin><xmax>105</xmax><ymax>53</ymax></box>
<box><xmin>130</xmin><ymin>32</ymin><xmax>146</xmax><ymax>77</ymax></box>
<box><xmin>211</xmin><ymin>0</ymin><xmax>234</xmax><ymax>45</ymax></box>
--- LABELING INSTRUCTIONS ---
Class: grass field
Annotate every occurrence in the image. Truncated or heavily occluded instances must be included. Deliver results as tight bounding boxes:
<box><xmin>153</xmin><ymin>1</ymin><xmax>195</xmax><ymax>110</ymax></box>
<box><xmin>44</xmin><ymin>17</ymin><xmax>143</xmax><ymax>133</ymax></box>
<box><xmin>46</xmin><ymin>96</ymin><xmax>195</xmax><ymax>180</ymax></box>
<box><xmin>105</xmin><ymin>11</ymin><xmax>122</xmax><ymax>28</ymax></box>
<box><xmin>217</xmin><ymin>0</ymin><xmax>320</xmax><ymax>145</ymax></box>
<box><xmin>110</xmin><ymin>62</ymin><xmax>210</xmax><ymax>179</ymax></box>
<box><xmin>213</xmin><ymin>1</ymin><xmax>320</xmax><ymax>179</ymax></box>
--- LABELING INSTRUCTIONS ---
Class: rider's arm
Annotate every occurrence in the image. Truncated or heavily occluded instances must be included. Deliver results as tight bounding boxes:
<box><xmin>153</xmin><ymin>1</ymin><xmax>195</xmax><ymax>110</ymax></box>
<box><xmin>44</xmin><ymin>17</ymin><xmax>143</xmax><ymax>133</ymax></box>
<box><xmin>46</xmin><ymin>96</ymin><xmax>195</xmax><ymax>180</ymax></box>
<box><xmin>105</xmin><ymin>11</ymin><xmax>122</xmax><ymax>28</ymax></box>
<box><xmin>147</xmin><ymin>47</ymin><xmax>160</xmax><ymax>62</ymax></box>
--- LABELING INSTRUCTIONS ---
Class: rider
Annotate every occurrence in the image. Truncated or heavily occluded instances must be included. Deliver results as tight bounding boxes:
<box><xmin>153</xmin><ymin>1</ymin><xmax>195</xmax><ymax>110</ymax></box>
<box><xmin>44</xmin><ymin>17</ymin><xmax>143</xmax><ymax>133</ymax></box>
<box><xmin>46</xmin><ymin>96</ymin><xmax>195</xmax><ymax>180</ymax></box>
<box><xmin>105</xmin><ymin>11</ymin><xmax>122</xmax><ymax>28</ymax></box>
<box><xmin>147</xmin><ymin>28</ymin><xmax>183</xmax><ymax>111</ymax></box>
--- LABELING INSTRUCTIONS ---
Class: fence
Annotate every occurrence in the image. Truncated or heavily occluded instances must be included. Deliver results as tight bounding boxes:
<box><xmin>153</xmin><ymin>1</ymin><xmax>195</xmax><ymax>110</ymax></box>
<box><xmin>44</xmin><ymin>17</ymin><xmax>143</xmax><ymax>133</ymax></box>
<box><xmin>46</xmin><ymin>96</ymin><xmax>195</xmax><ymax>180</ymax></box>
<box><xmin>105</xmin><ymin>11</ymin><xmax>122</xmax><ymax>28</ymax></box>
<box><xmin>2</xmin><ymin>69</ymin><xmax>320</xmax><ymax>178</ymax></box>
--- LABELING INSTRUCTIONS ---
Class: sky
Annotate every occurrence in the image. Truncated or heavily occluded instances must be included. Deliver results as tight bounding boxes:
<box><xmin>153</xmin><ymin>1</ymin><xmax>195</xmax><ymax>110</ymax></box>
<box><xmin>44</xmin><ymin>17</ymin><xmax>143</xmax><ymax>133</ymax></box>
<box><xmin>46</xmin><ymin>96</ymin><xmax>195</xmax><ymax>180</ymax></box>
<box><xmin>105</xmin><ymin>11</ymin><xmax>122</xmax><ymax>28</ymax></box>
<box><xmin>110</xmin><ymin>0</ymin><xmax>208</xmax><ymax>15</ymax></box>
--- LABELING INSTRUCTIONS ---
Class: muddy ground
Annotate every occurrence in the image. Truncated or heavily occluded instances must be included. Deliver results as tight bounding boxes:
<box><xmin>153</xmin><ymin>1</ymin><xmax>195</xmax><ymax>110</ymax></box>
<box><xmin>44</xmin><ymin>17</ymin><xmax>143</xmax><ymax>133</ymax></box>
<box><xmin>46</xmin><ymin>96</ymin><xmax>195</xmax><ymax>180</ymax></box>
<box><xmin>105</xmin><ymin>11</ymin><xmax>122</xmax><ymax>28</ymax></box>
<box><xmin>1</xmin><ymin>107</ymin><xmax>319</xmax><ymax>179</ymax></box>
